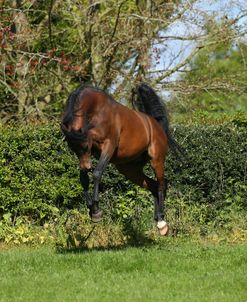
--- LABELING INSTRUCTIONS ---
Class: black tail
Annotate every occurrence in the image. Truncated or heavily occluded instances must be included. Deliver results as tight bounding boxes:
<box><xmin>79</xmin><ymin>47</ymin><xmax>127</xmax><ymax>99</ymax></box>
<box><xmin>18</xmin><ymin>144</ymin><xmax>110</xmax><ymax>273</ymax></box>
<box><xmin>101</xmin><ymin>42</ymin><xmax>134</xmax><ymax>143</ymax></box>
<box><xmin>136</xmin><ymin>83</ymin><xmax>184</xmax><ymax>158</ymax></box>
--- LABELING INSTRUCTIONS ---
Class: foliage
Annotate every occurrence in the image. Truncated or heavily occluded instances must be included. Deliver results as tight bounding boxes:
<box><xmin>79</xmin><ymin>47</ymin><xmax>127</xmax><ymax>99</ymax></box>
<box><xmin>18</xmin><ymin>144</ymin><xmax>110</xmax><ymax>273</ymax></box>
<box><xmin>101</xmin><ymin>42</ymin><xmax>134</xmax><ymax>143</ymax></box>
<box><xmin>169</xmin><ymin>37</ymin><xmax>247</xmax><ymax>117</ymax></box>
<box><xmin>0</xmin><ymin>0</ymin><xmax>177</xmax><ymax>122</ymax></box>
<box><xmin>1</xmin><ymin>1</ymin><xmax>247</xmax><ymax>124</ymax></box>
<box><xmin>0</xmin><ymin>213</ymin><xmax>55</xmax><ymax>245</ymax></box>
<box><xmin>0</xmin><ymin>123</ymin><xmax>246</xmax><ymax>245</ymax></box>
<box><xmin>166</xmin><ymin>124</ymin><xmax>247</xmax><ymax>210</ymax></box>
<box><xmin>0</xmin><ymin>123</ymin><xmax>83</xmax><ymax>220</ymax></box>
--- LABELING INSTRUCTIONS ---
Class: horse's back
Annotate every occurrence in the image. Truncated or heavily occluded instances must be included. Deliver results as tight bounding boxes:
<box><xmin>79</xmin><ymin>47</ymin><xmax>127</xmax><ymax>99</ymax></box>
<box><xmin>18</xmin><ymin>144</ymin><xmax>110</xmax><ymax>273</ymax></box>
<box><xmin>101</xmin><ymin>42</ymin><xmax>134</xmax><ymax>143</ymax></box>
<box><xmin>112</xmin><ymin>103</ymin><xmax>167</xmax><ymax>163</ymax></box>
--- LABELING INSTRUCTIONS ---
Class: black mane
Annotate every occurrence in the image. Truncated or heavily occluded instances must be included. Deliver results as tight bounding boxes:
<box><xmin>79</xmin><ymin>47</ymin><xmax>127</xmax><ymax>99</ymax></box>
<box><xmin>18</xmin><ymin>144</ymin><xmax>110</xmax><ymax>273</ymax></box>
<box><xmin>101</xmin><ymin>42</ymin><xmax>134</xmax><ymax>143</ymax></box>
<box><xmin>62</xmin><ymin>85</ymin><xmax>111</xmax><ymax>126</ymax></box>
<box><xmin>62</xmin><ymin>85</ymin><xmax>86</xmax><ymax>126</ymax></box>
<box><xmin>61</xmin><ymin>85</ymin><xmax>111</xmax><ymax>144</ymax></box>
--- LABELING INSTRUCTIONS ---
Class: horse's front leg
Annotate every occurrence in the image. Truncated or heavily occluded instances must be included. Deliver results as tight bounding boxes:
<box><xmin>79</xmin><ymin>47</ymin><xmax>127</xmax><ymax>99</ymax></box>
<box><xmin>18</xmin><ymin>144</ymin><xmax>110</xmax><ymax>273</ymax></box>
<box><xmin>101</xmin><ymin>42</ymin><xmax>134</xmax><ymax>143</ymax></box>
<box><xmin>90</xmin><ymin>153</ymin><xmax>110</xmax><ymax>222</ymax></box>
<box><xmin>79</xmin><ymin>169</ymin><xmax>92</xmax><ymax>209</ymax></box>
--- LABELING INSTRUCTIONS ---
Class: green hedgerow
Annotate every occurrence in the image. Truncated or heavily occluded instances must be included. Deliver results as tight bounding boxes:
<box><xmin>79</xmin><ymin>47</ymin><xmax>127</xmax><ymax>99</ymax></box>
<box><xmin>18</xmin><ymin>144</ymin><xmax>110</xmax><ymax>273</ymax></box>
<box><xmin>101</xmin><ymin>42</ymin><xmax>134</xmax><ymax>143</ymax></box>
<box><xmin>0</xmin><ymin>123</ymin><xmax>246</xmax><ymax>234</ymax></box>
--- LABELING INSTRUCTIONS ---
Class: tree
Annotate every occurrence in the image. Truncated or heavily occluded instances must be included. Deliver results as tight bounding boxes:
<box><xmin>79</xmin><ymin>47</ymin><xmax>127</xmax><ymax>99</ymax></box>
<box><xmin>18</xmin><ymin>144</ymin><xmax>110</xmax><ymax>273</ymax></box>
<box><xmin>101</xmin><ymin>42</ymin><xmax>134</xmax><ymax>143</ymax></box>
<box><xmin>167</xmin><ymin>19</ymin><xmax>247</xmax><ymax>118</ymax></box>
<box><xmin>0</xmin><ymin>0</ymin><xmax>246</xmax><ymax>123</ymax></box>
<box><xmin>0</xmin><ymin>0</ymin><xmax>179</xmax><ymax>122</ymax></box>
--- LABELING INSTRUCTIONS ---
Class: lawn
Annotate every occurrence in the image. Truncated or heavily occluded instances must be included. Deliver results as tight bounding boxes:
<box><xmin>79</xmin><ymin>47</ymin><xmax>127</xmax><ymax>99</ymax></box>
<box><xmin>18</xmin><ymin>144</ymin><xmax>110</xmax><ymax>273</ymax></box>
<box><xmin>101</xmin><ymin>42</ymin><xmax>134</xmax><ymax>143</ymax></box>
<box><xmin>0</xmin><ymin>240</ymin><xmax>246</xmax><ymax>302</ymax></box>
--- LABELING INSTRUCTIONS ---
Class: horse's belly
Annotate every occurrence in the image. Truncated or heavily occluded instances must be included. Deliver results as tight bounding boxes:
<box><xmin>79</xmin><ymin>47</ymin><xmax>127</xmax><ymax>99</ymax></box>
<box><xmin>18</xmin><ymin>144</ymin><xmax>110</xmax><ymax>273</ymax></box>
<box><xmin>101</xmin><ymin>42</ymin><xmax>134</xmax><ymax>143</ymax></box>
<box><xmin>112</xmin><ymin>138</ymin><xmax>149</xmax><ymax>164</ymax></box>
<box><xmin>111</xmin><ymin>149</ymin><xmax>149</xmax><ymax>165</ymax></box>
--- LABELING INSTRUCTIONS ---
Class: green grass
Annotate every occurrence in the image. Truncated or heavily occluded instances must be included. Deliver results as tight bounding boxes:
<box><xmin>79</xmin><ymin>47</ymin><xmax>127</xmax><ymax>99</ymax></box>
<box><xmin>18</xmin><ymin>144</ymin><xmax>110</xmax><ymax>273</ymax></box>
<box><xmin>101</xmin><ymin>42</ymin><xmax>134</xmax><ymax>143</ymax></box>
<box><xmin>0</xmin><ymin>240</ymin><xmax>246</xmax><ymax>302</ymax></box>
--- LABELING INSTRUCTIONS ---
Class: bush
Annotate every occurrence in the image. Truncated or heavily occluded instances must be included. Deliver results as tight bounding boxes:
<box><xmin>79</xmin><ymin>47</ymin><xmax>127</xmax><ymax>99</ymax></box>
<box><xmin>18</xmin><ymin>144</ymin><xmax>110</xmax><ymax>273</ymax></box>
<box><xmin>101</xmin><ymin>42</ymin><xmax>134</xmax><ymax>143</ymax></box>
<box><xmin>0</xmin><ymin>124</ymin><xmax>80</xmax><ymax>220</ymax></box>
<box><xmin>167</xmin><ymin>124</ymin><xmax>246</xmax><ymax>209</ymax></box>
<box><xmin>0</xmin><ymin>123</ymin><xmax>246</xmax><ymax>237</ymax></box>
<box><xmin>165</xmin><ymin>124</ymin><xmax>247</xmax><ymax>235</ymax></box>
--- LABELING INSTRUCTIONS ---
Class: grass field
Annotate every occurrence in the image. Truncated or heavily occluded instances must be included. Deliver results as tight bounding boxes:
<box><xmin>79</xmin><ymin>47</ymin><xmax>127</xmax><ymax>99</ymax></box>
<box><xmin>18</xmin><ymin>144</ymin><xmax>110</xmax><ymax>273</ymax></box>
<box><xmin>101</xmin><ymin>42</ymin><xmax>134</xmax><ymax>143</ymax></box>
<box><xmin>0</xmin><ymin>240</ymin><xmax>246</xmax><ymax>302</ymax></box>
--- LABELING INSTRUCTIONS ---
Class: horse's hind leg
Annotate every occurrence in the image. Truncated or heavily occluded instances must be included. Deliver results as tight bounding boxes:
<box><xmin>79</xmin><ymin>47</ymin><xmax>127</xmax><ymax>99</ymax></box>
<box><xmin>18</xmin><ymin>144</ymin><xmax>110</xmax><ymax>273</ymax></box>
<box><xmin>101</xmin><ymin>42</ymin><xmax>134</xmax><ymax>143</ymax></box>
<box><xmin>116</xmin><ymin>163</ymin><xmax>157</xmax><ymax>196</ymax></box>
<box><xmin>116</xmin><ymin>163</ymin><xmax>166</xmax><ymax>226</ymax></box>
<box><xmin>116</xmin><ymin>161</ymin><xmax>168</xmax><ymax>235</ymax></box>
<box><xmin>150</xmin><ymin>158</ymin><xmax>169</xmax><ymax>236</ymax></box>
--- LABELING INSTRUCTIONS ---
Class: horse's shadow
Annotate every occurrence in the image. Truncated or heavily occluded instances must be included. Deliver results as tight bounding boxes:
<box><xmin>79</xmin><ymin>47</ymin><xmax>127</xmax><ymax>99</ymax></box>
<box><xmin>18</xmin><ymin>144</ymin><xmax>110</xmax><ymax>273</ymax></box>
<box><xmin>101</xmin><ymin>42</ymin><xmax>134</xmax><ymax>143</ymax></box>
<box><xmin>56</xmin><ymin>221</ymin><xmax>158</xmax><ymax>254</ymax></box>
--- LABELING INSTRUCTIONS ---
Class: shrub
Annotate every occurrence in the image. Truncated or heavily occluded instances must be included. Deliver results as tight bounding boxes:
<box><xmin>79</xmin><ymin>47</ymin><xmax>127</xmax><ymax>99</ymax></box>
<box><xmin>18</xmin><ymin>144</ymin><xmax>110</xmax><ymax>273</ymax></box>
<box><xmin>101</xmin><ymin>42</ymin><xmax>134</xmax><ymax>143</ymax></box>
<box><xmin>166</xmin><ymin>125</ymin><xmax>246</xmax><ymax>211</ymax></box>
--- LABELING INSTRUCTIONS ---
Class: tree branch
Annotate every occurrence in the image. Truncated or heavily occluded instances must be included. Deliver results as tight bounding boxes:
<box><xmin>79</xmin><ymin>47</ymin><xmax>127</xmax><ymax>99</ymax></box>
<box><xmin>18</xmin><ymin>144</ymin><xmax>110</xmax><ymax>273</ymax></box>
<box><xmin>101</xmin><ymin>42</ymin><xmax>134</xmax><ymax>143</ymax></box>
<box><xmin>153</xmin><ymin>44</ymin><xmax>202</xmax><ymax>84</ymax></box>
<box><xmin>0</xmin><ymin>78</ymin><xmax>18</xmax><ymax>99</ymax></box>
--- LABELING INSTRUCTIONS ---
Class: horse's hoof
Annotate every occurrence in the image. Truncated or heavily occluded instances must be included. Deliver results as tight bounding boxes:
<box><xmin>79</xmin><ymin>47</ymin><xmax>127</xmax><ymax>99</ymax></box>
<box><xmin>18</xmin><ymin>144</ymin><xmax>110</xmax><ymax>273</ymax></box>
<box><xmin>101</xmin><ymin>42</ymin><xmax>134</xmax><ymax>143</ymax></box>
<box><xmin>157</xmin><ymin>220</ymin><xmax>169</xmax><ymax>236</ymax></box>
<box><xmin>159</xmin><ymin>224</ymin><xmax>169</xmax><ymax>236</ymax></box>
<box><xmin>91</xmin><ymin>209</ymin><xmax>103</xmax><ymax>223</ymax></box>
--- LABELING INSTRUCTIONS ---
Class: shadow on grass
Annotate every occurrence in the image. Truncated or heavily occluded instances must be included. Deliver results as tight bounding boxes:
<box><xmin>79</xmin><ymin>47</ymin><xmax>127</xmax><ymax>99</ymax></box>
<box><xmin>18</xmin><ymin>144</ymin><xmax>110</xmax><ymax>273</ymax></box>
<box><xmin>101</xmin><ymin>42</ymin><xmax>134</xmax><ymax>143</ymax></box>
<box><xmin>56</xmin><ymin>220</ymin><xmax>158</xmax><ymax>254</ymax></box>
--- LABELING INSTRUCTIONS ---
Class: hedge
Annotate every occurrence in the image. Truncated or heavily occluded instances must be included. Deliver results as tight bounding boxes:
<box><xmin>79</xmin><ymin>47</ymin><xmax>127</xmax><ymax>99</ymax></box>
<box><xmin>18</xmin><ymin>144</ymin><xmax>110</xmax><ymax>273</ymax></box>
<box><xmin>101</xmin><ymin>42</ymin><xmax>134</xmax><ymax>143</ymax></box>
<box><xmin>0</xmin><ymin>123</ymin><xmax>246</xmax><ymax>227</ymax></box>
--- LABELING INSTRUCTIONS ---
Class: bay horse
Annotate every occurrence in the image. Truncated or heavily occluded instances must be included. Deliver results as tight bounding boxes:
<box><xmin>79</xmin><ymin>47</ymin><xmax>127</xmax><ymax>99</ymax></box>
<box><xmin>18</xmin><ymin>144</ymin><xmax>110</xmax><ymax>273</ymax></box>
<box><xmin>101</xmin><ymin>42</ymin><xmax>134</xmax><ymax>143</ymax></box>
<box><xmin>61</xmin><ymin>83</ymin><xmax>183</xmax><ymax>235</ymax></box>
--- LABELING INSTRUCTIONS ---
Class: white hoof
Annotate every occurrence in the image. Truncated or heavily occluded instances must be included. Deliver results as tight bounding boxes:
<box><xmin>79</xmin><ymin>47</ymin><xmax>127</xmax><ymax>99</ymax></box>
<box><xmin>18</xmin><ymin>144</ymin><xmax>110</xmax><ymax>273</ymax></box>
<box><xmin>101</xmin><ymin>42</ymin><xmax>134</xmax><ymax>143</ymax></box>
<box><xmin>157</xmin><ymin>220</ymin><xmax>169</xmax><ymax>236</ymax></box>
